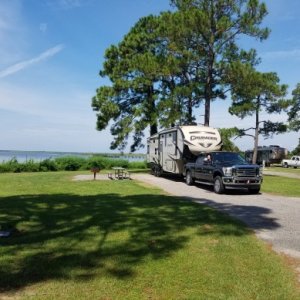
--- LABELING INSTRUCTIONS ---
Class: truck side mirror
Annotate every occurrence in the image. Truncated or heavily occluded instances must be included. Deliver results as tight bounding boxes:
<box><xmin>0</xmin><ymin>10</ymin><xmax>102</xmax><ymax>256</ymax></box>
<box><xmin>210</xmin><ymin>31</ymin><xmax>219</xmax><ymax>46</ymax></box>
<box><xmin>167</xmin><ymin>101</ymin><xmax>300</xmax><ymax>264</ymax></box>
<box><xmin>204</xmin><ymin>159</ymin><xmax>212</xmax><ymax>165</ymax></box>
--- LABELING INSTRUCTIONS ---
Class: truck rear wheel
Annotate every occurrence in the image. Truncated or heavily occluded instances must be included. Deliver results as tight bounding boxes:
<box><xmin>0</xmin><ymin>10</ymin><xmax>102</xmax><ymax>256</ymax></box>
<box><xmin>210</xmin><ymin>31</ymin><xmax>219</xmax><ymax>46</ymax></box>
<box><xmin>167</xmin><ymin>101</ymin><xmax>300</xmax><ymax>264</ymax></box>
<box><xmin>214</xmin><ymin>176</ymin><xmax>225</xmax><ymax>194</ymax></box>
<box><xmin>283</xmin><ymin>162</ymin><xmax>288</xmax><ymax>168</ymax></box>
<box><xmin>185</xmin><ymin>171</ymin><xmax>194</xmax><ymax>185</ymax></box>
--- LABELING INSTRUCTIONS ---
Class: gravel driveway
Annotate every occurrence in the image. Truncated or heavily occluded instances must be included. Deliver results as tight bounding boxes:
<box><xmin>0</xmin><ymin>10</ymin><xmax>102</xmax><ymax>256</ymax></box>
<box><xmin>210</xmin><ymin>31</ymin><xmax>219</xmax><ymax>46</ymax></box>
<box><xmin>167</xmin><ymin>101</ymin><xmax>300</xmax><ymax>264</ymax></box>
<box><xmin>133</xmin><ymin>173</ymin><xmax>300</xmax><ymax>260</ymax></box>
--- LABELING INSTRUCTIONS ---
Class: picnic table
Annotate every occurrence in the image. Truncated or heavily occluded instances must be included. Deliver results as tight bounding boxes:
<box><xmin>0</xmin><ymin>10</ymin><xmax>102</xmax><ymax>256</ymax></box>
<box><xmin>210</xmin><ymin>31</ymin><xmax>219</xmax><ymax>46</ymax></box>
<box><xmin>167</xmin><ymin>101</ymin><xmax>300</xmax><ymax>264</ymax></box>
<box><xmin>109</xmin><ymin>167</ymin><xmax>130</xmax><ymax>180</ymax></box>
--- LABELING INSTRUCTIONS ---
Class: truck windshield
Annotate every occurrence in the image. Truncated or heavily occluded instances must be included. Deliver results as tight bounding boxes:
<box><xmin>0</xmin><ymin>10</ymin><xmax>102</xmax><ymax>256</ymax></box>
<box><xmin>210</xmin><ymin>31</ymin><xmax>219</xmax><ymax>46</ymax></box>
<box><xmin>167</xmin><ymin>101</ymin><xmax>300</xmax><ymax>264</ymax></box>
<box><xmin>213</xmin><ymin>152</ymin><xmax>248</xmax><ymax>165</ymax></box>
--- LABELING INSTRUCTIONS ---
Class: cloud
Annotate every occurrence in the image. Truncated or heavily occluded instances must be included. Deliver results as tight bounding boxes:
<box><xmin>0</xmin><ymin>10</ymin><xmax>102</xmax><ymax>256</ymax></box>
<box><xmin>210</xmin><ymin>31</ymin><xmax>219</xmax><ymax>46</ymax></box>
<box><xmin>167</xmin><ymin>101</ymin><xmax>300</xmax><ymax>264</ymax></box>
<box><xmin>0</xmin><ymin>44</ymin><xmax>64</xmax><ymax>78</ymax></box>
<box><xmin>0</xmin><ymin>0</ymin><xmax>25</xmax><ymax>65</ymax></box>
<box><xmin>262</xmin><ymin>49</ymin><xmax>300</xmax><ymax>60</ymax></box>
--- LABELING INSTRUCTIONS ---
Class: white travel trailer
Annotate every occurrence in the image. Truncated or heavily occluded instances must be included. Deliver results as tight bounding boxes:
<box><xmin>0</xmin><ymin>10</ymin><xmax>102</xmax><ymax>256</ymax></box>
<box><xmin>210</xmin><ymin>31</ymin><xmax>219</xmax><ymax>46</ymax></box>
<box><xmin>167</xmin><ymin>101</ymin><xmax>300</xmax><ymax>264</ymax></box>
<box><xmin>147</xmin><ymin>125</ymin><xmax>222</xmax><ymax>176</ymax></box>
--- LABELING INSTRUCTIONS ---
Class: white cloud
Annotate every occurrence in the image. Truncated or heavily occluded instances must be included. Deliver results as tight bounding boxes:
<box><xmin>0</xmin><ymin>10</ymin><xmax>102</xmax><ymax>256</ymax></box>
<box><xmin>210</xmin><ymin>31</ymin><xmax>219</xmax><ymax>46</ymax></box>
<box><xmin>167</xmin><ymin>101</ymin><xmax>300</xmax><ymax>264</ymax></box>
<box><xmin>0</xmin><ymin>44</ymin><xmax>65</xmax><ymax>78</ymax></box>
<box><xmin>0</xmin><ymin>0</ymin><xmax>26</xmax><ymax>65</ymax></box>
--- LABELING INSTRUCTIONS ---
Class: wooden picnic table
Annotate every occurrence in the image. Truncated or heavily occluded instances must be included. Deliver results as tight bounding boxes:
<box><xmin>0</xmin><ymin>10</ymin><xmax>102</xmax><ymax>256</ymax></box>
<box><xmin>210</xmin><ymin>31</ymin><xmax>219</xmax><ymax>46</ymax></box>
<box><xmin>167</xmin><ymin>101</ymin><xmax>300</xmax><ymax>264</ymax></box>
<box><xmin>110</xmin><ymin>167</ymin><xmax>130</xmax><ymax>180</ymax></box>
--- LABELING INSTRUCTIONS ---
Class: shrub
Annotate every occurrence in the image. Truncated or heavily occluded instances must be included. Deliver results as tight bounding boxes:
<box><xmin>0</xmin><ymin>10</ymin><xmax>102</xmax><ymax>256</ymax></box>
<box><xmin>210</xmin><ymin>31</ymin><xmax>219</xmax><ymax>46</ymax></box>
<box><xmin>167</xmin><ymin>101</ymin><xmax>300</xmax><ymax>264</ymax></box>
<box><xmin>54</xmin><ymin>156</ymin><xmax>86</xmax><ymax>171</ymax></box>
<box><xmin>0</xmin><ymin>155</ymin><xmax>146</xmax><ymax>173</ymax></box>
<box><xmin>85</xmin><ymin>157</ymin><xmax>106</xmax><ymax>170</ymax></box>
<box><xmin>0</xmin><ymin>158</ymin><xmax>22</xmax><ymax>173</ymax></box>
<box><xmin>85</xmin><ymin>157</ymin><xmax>129</xmax><ymax>170</ymax></box>
<box><xmin>39</xmin><ymin>159</ymin><xmax>58</xmax><ymax>172</ymax></box>
<box><xmin>128</xmin><ymin>161</ymin><xmax>147</xmax><ymax>169</ymax></box>
<box><xmin>20</xmin><ymin>160</ymin><xmax>40</xmax><ymax>172</ymax></box>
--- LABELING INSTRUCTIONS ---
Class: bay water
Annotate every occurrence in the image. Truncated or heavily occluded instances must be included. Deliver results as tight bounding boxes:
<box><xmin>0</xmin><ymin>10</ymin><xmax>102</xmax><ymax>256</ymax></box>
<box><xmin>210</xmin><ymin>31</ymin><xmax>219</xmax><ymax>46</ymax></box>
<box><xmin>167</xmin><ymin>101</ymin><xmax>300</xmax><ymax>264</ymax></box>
<box><xmin>0</xmin><ymin>150</ymin><xmax>145</xmax><ymax>163</ymax></box>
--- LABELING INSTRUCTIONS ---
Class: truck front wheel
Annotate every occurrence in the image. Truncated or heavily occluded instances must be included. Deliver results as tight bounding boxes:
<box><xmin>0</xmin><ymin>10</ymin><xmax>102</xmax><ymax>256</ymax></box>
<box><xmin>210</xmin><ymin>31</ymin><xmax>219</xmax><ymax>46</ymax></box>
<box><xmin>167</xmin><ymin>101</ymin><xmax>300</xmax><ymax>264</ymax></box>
<box><xmin>185</xmin><ymin>171</ymin><xmax>194</xmax><ymax>186</ymax></box>
<box><xmin>214</xmin><ymin>176</ymin><xmax>225</xmax><ymax>194</ymax></box>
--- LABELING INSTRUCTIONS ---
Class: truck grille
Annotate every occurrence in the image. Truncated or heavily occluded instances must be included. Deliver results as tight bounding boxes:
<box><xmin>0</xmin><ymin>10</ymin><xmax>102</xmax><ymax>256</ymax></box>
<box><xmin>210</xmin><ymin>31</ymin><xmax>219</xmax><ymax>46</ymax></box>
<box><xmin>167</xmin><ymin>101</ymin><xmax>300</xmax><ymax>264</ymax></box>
<box><xmin>235</xmin><ymin>168</ymin><xmax>257</xmax><ymax>177</ymax></box>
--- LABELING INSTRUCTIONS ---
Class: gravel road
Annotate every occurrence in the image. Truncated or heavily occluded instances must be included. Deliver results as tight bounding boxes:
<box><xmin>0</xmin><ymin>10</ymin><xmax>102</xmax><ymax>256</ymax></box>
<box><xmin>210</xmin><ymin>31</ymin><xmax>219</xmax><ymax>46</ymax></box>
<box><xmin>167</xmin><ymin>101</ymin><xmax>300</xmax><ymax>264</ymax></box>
<box><xmin>133</xmin><ymin>173</ymin><xmax>300</xmax><ymax>259</ymax></box>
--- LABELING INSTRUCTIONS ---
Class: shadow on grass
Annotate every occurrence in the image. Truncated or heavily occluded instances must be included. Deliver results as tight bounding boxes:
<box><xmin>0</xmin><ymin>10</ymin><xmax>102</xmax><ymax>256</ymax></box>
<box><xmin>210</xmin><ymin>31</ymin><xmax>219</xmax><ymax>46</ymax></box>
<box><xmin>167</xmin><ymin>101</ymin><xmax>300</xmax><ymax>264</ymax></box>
<box><xmin>0</xmin><ymin>192</ymin><xmax>280</xmax><ymax>292</ymax></box>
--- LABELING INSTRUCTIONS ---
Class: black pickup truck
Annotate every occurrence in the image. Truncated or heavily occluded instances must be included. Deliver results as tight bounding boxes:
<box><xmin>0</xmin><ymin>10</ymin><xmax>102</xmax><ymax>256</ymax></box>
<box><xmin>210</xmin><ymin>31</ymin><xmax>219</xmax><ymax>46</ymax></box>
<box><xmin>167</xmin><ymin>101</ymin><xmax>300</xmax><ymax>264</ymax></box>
<box><xmin>184</xmin><ymin>151</ymin><xmax>262</xmax><ymax>194</ymax></box>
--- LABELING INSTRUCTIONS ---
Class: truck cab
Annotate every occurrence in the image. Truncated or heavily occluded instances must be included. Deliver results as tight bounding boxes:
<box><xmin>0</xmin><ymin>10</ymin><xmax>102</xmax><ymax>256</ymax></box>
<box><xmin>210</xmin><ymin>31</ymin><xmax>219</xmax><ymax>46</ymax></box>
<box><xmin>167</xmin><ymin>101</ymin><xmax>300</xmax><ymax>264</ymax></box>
<box><xmin>184</xmin><ymin>151</ymin><xmax>263</xmax><ymax>194</ymax></box>
<box><xmin>281</xmin><ymin>156</ymin><xmax>300</xmax><ymax>168</ymax></box>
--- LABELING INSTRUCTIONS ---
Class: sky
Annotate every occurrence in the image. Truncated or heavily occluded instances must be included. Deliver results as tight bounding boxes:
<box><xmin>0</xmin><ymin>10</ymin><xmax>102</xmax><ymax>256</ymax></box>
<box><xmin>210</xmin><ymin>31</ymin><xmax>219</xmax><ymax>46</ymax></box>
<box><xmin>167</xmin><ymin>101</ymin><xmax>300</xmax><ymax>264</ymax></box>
<box><xmin>0</xmin><ymin>0</ymin><xmax>299</xmax><ymax>153</ymax></box>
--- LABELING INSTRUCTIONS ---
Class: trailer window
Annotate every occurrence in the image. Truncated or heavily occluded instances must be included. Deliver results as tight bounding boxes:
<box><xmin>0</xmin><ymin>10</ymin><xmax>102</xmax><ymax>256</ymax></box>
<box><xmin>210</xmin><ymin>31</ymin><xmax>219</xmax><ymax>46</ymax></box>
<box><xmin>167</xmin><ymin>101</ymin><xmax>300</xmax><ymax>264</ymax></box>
<box><xmin>173</xmin><ymin>131</ymin><xmax>177</xmax><ymax>143</ymax></box>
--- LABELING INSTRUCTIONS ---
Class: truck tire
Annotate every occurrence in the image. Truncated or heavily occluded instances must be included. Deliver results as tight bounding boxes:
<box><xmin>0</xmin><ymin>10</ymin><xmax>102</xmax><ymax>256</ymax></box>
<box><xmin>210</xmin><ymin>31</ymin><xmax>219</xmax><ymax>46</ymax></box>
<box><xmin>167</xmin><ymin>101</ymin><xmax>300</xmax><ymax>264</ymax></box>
<box><xmin>248</xmin><ymin>187</ymin><xmax>260</xmax><ymax>194</ymax></box>
<box><xmin>185</xmin><ymin>171</ymin><xmax>194</xmax><ymax>186</ymax></box>
<box><xmin>214</xmin><ymin>176</ymin><xmax>225</xmax><ymax>194</ymax></box>
<box><xmin>283</xmin><ymin>162</ymin><xmax>288</xmax><ymax>168</ymax></box>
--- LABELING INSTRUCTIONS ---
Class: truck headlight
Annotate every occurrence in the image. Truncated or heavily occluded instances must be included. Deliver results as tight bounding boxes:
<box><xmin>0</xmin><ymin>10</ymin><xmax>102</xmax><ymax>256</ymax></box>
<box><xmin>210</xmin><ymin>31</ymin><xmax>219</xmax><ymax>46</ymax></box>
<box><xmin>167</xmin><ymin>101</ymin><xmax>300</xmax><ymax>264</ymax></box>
<box><xmin>259</xmin><ymin>167</ymin><xmax>263</xmax><ymax>176</ymax></box>
<box><xmin>222</xmin><ymin>167</ymin><xmax>232</xmax><ymax>176</ymax></box>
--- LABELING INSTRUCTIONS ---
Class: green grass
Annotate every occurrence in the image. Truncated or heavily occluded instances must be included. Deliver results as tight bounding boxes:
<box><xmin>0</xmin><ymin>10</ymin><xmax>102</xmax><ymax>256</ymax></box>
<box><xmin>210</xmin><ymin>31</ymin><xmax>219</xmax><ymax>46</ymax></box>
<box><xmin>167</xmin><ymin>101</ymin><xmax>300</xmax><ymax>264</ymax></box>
<box><xmin>266</xmin><ymin>166</ymin><xmax>300</xmax><ymax>174</ymax></box>
<box><xmin>0</xmin><ymin>172</ymin><xmax>299</xmax><ymax>299</ymax></box>
<box><xmin>262</xmin><ymin>175</ymin><xmax>300</xmax><ymax>197</ymax></box>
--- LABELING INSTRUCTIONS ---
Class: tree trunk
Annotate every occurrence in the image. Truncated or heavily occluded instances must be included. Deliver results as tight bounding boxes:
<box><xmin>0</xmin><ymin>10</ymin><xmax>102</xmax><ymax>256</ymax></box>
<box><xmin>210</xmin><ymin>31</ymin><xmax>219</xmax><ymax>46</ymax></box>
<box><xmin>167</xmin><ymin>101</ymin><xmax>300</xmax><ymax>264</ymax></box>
<box><xmin>148</xmin><ymin>85</ymin><xmax>158</xmax><ymax>136</ymax></box>
<box><xmin>150</xmin><ymin>123</ymin><xmax>157</xmax><ymax>136</ymax></box>
<box><xmin>252</xmin><ymin>100</ymin><xmax>260</xmax><ymax>164</ymax></box>
<box><xmin>187</xmin><ymin>96</ymin><xmax>193</xmax><ymax>124</ymax></box>
<box><xmin>204</xmin><ymin>50</ymin><xmax>214</xmax><ymax>127</ymax></box>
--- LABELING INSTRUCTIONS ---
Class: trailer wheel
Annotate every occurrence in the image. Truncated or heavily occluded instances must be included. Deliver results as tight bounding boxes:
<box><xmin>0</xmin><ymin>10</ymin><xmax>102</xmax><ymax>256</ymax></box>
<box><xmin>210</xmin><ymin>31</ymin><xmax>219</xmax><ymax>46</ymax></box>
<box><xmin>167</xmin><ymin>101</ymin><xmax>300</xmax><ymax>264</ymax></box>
<box><xmin>185</xmin><ymin>171</ymin><xmax>194</xmax><ymax>185</ymax></box>
<box><xmin>214</xmin><ymin>176</ymin><xmax>225</xmax><ymax>194</ymax></box>
<box><xmin>154</xmin><ymin>166</ymin><xmax>162</xmax><ymax>177</ymax></box>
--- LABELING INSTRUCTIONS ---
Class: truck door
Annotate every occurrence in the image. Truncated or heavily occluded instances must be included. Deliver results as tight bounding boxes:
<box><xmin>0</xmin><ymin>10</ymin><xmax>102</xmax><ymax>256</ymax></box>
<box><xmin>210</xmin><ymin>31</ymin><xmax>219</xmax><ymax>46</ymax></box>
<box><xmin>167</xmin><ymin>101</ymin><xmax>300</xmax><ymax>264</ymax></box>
<box><xmin>194</xmin><ymin>155</ymin><xmax>205</xmax><ymax>180</ymax></box>
<box><xmin>295</xmin><ymin>157</ymin><xmax>300</xmax><ymax>168</ymax></box>
<box><xmin>202</xmin><ymin>155</ymin><xmax>214</xmax><ymax>183</ymax></box>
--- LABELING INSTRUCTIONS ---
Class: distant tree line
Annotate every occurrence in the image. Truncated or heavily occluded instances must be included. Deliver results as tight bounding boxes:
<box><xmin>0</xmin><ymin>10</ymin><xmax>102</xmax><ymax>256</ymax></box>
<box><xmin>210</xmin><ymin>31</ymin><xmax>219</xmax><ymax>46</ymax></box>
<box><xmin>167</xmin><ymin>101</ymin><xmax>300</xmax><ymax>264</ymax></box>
<box><xmin>92</xmin><ymin>0</ymin><xmax>300</xmax><ymax>163</ymax></box>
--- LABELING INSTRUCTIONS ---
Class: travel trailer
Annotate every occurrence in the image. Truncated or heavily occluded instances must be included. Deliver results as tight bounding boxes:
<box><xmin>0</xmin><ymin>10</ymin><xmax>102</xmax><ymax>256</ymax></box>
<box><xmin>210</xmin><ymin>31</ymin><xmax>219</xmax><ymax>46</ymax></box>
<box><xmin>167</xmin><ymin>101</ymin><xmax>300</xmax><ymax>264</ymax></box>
<box><xmin>147</xmin><ymin>125</ymin><xmax>222</xmax><ymax>176</ymax></box>
<box><xmin>245</xmin><ymin>145</ymin><xmax>288</xmax><ymax>166</ymax></box>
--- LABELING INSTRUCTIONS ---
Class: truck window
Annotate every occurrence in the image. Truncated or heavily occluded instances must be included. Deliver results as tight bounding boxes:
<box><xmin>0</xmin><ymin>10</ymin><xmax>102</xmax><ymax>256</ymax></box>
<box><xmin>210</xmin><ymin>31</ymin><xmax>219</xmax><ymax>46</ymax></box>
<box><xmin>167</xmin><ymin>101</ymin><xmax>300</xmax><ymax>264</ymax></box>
<box><xmin>196</xmin><ymin>155</ymin><xmax>205</xmax><ymax>164</ymax></box>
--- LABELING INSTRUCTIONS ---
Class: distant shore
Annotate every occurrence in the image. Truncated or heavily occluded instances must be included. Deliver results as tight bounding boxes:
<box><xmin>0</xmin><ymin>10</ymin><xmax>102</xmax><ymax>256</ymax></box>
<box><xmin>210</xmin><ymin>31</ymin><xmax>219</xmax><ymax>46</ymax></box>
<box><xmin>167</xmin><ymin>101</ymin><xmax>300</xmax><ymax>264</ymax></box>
<box><xmin>0</xmin><ymin>150</ymin><xmax>146</xmax><ymax>163</ymax></box>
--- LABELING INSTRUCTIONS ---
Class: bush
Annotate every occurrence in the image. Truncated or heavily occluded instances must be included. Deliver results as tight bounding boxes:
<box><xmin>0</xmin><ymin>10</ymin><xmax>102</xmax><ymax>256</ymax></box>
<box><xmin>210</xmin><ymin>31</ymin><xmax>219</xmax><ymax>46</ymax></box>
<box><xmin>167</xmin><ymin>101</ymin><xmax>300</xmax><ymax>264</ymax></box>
<box><xmin>128</xmin><ymin>161</ymin><xmax>147</xmax><ymax>169</ymax></box>
<box><xmin>0</xmin><ymin>155</ymin><xmax>146</xmax><ymax>173</ymax></box>
<box><xmin>39</xmin><ymin>159</ymin><xmax>58</xmax><ymax>172</ymax></box>
<box><xmin>20</xmin><ymin>160</ymin><xmax>40</xmax><ymax>172</ymax></box>
<box><xmin>0</xmin><ymin>158</ymin><xmax>22</xmax><ymax>173</ymax></box>
<box><xmin>85</xmin><ymin>157</ymin><xmax>129</xmax><ymax>170</ymax></box>
<box><xmin>54</xmin><ymin>156</ymin><xmax>86</xmax><ymax>171</ymax></box>
<box><xmin>85</xmin><ymin>157</ymin><xmax>106</xmax><ymax>170</ymax></box>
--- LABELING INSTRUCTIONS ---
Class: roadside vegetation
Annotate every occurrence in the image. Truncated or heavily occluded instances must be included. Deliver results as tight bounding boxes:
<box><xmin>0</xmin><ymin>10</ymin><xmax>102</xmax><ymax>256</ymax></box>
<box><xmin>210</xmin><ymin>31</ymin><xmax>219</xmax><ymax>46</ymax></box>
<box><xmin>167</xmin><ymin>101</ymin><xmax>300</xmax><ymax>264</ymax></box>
<box><xmin>262</xmin><ymin>175</ymin><xmax>300</xmax><ymax>197</ymax></box>
<box><xmin>267</xmin><ymin>166</ymin><xmax>300</xmax><ymax>174</ymax></box>
<box><xmin>0</xmin><ymin>156</ymin><xmax>147</xmax><ymax>173</ymax></box>
<box><xmin>0</xmin><ymin>171</ymin><xmax>299</xmax><ymax>299</ymax></box>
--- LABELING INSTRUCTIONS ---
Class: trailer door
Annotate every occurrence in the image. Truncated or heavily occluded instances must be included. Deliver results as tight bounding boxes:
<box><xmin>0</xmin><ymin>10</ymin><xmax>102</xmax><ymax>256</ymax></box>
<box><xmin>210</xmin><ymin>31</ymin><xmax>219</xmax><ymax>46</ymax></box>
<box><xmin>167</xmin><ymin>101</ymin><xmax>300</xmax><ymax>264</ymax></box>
<box><xmin>159</xmin><ymin>135</ymin><xmax>164</xmax><ymax>167</ymax></box>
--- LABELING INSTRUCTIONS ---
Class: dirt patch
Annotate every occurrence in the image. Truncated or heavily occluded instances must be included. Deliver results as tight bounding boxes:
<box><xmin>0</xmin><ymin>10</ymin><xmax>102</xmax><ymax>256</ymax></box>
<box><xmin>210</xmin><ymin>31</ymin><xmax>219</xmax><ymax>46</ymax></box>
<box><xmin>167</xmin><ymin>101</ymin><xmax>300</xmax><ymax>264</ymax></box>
<box><xmin>72</xmin><ymin>174</ymin><xmax>111</xmax><ymax>181</ymax></box>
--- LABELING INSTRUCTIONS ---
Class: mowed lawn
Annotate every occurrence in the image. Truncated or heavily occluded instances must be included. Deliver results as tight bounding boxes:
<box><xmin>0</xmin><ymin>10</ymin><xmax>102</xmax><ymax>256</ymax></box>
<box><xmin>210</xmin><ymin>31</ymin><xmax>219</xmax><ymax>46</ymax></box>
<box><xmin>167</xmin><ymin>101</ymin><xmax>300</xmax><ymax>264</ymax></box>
<box><xmin>0</xmin><ymin>172</ymin><xmax>299</xmax><ymax>299</ymax></box>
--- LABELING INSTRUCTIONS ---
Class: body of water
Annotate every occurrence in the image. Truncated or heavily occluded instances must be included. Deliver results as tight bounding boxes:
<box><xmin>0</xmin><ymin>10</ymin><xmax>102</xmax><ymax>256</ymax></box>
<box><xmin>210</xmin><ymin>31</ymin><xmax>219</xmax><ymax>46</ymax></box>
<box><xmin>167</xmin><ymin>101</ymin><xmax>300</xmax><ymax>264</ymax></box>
<box><xmin>0</xmin><ymin>150</ymin><xmax>146</xmax><ymax>163</ymax></box>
